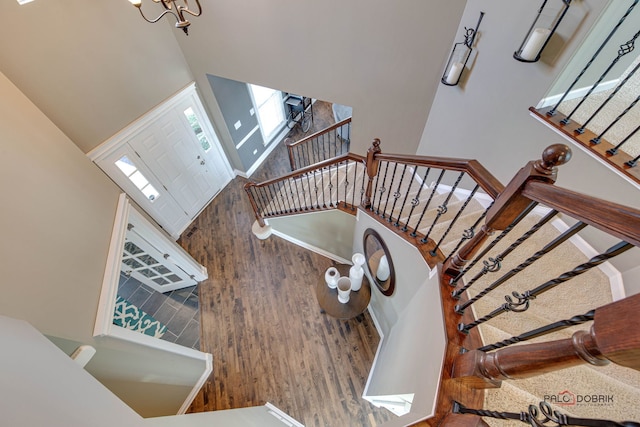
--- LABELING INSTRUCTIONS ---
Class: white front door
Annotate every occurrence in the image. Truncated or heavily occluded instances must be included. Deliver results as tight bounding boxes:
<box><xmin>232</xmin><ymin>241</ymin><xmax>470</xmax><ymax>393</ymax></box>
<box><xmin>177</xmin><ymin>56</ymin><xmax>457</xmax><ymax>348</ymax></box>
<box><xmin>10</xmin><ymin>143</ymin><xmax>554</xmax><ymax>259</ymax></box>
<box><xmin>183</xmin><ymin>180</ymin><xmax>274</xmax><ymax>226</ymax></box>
<box><xmin>91</xmin><ymin>84</ymin><xmax>234</xmax><ymax>238</ymax></box>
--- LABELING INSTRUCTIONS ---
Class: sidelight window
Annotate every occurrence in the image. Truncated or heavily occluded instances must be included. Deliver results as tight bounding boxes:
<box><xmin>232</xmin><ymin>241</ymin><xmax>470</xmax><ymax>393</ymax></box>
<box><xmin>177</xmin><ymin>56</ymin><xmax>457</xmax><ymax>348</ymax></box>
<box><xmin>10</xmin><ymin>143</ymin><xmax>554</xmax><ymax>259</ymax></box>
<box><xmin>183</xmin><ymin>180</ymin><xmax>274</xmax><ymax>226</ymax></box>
<box><xmin>115</xmin><ymin>155</ymin><xmax>160</xmax><ymax>202</ymax></box>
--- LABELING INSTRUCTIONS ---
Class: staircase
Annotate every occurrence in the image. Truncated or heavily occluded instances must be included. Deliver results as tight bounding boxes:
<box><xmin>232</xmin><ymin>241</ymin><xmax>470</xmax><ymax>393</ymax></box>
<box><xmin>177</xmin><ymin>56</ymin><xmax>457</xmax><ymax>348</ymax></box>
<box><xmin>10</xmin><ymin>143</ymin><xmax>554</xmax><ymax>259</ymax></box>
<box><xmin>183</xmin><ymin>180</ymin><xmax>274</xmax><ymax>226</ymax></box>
<box><xmin>244</xmin><ymin>138</ymin><xmax>640</xmax><ymax>426</ymax></box>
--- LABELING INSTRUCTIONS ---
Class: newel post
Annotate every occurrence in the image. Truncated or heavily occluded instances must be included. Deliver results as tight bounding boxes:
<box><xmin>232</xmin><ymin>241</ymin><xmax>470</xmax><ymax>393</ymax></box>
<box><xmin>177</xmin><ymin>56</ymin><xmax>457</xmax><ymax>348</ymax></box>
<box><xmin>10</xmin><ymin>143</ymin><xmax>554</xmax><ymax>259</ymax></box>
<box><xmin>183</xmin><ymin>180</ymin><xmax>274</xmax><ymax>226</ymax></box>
<box><xmin>285</xmin><ymin>137</ymin><xmax>296</xmax><ymax>171</ymax></box>
<box><xmin>362</xmin><ymin>139</ymin><xmax>382</xmax><ymax>209</ymax></box>
<box><xmin>443</xmin><ymin>144</ymin><xmax>572</xmax><ymax>276</ymax></box>
<box><xmin>243</xmin><ymin>181</ymin><xmax>266</xmax><ymax>227</ymax></box>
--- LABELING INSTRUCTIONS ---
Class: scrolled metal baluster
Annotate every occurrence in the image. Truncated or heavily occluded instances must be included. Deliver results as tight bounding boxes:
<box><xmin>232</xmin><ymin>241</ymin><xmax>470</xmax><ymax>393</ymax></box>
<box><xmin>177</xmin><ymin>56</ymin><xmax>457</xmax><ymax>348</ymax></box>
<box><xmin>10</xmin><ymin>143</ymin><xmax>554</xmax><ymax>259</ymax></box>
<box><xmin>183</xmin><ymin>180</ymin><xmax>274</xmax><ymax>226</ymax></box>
<box><xmin>402</xmin><ymin>167</ymin><xmax>430</xmax><ymax>232</ymax></box>
<box><xmin>374</xmin><ymin>161</ymin><xmax>390</xmax><ymax>215</ymax></box>
<box><xmin>592</xmin><ymin>94</ymin><xmax>640</xmax><ymax>145</ymax></box>
<box><xmin>607</xmin><ymin>124</ymin><xmax>640</xmax><ymax>155</ymax></box>
<box><xmin>411</xmin><ymin>169</ymin><xmax>445</xmax><ymax>237</ymax></box>
<box><xmin>388</xmin><ymin>164</ymin><xmax>409</xmax><ymax>225</ymax></box>
<box><xmin>562</xmin><ymin>30</ymin><xmax>640</xmax><ymax>126</ymax></box>
<box><xmin>478</xmin><ymin>310</ymin><xmax>595</xmax><ymax>351</ymax></box>
<box><xmin>431</xmin><ymin>183</ymin><xmax>478</xmax><ymax>255</ymax></box>
<box><xmin>547</xmin><ymin>0</ymin><xmax>638</xmax><ymax>117</ymax></box>
<box><xmin>454</xmin><ymin>220</ymin><xmax>587</xmax><ymax>310</ymax></box>
<box><xmin>381</xmin><ymin>162</ymin><xmax>400</xmax><ymax>219</ymax></box>
<box><xmin>421</xmin><ymin>171</ymin><xmax>464</xmax><ymax>243</ymax></box>
<box><xmin>444</xmin><ymin>203</ymin><xmax>491</xmax><ymax>263</ymax></box>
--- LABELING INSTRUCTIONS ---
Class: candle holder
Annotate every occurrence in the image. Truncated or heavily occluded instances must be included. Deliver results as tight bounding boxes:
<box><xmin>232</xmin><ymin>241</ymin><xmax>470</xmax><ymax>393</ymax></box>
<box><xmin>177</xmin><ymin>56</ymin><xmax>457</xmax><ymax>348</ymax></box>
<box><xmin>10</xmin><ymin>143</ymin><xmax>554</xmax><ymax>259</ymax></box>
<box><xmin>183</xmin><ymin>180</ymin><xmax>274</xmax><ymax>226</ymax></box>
<box><xmin>441</xmin><ymin>11</ymin><xmax>485</xmax><ymax>86</ymax></box>
<box><xmin>514</xmin><ymin>0</ymin><xmax>571</xmax><ymax>63</ymax></box>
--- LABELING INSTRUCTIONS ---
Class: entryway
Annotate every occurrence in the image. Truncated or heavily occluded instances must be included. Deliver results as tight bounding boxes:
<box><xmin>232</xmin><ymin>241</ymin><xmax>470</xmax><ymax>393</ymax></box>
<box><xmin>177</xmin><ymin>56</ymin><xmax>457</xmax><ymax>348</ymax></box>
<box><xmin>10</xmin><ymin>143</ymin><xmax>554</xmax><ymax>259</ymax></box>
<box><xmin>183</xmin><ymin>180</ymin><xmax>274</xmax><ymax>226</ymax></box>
<box><xmin>89</xmin><ymin>84</ymin><xmax>234</xmax><ymax>239</ymax></box>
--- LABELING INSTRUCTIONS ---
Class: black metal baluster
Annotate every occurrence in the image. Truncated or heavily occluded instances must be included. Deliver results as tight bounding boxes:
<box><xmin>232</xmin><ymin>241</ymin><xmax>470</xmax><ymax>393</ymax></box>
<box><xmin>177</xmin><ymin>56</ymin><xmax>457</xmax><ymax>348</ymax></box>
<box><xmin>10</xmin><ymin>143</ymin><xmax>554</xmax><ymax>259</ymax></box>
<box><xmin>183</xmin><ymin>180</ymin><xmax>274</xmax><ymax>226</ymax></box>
<box><xmin>562</xmin><ymin>30</ymin><xmax>640</xmax><ymax>126</ymax></box>
<box><xmin>452</xmin><ymin>209</ymin><xmax>558</xmax><ymax>299</ymax></box>
<box><xmin>431</xmin><ymin>184</ymin><xmax>479</xmax><ymax>255</ymax></box>
<box><xmin>255</xmin><ymin>187</ymin><xmax>267</xmax><ymax>216</ymax></box>
<box><xmin>374</xmin><ymin>162</ymin><xmax>390</xmax><ymax>215</ymax></box>
<box><xmin>343</xmin><ymin>159</ymin><xmax>350</xmax><ymax>208</ymax></box>
<box><xmin>402</xmin><ymin>167</ymin><xmax>431</xmax><ymax>232</ymax></box>
<box><xmin>627</xmin><ymin>153</ymin><xmax>640</xmax><ymax>167</ymax></box>
<box><xmin>547</xmin><ymin>0</ymin><xmax>638</xmax><ymax>116</ymax></box>
<box><xmin>311</xmin><ymin>169</ymin><xmax>320</xmax><ymax>209</ymax></box>
<box><xmin>381</xmin><ymin>163</ymin><xmax>400</xmax><ymax>220</ymax></box>
<box><xmin>607</xmin><ymin>123</ymin><xmax>640</xmax><ymax>155</ymax></box>
<box><xmin>388</xmin><ymin>164</ymin><xmax>408</xmax><ymax>224</ymax></box>
<box><xmin>270</xmin><ymin>183</ymin><xmax>283</xmax><ymax>214</ymax></box>
<box><xmin>592</xmin><ymin>94</ymin><xmax>640</xmax><ymax>145</ymax></box>
<box><xmin>304</xmin><ymin>171</ymin><xmax>313</xmax><ymax>209</ymax></box>
<box><xmin>449</xmin><ymin>203</ymin><xmax>537</xmax><ymax>286</ymax></box>
<box><xmin>478</xmin><ymin>309</ymin><xmax>595</xmax><ymax>351</ymax></box>
<box><xmin>444</xmin><ymin>203</ymin><xmax>492</xmax><ymax>263</ymax></box>
<box><xmin>453</xmin><ymin>402</ymin><xmax>527</xmax><ymax>423</ymax></box>
<box><xmin>359</xmin><ymin>162</ymin><xmax>367</xmax><ymax>207</ymax></box>
<box><xmin>286</xmin><ymin>178</ymin><xmax>299</xmax><ymax>212</ymax></box>
<box><xmin>394</xmin><ymin>166</ymin><xmax>417</xmax><ymax>227</ymax></box>
<box><xmin>459</xmin><ymin>240</ymin><xmax>632</xmax><ymax>334</ymax></box>
<box><xmin>421</xmin><ymin>172</ymin><xmax>464</xmax><ymax>243</ymax></box>
<box><xmin>576</xmin><ymin>55</ymin><xmax>640</xmax><ymax>134</ymax></box>
<box><xmin>277</xmin><ymin>181</ymin><xmax>289</xmax><ymax>213</ymax></box>
<box><xmin>410</xmin><ymin>169</ymin><xmax>445</xmax><ymax>237</ymax></box>
<box><xmin>454</xmin><ymin>220</ymin><xmax>586</xmax><ymax>311</ymax></box>
<box><xmin>350</xmin><ymin>161</ymin><xmax>357</xmax><ymax>209</ymax></box>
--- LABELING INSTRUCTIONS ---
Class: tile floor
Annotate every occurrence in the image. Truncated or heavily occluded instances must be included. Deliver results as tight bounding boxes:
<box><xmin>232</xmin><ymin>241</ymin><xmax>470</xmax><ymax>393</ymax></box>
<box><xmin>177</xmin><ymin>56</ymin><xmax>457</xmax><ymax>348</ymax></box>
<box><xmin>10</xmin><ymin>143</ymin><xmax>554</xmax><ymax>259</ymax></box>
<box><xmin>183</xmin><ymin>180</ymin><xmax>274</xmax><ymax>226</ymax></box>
<box><xmin>117</xmin><ymin>273</ymin><xmax>201</xmax><ymax>350</ymax></box>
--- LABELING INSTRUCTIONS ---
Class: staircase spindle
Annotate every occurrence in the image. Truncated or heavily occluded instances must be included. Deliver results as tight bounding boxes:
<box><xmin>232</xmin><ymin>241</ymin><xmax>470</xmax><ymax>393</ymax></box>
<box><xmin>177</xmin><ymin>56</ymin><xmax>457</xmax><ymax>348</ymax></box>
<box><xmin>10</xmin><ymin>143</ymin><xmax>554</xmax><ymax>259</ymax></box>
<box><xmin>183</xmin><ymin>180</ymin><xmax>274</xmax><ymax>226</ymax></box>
<box><xmin>422</xmin><ymin>171</ymin><xmax>465</xmax><ymax>243</ymax></box>
<box><xmin>561</xmin><ymin>30</ymin><xmax>640</xmax><ymax>126</ymax></box>
<box><xmin>386</xmin><ymin>164</ymin><xmax>407</xmax><ymax>223</ymax></box>
<box><xmin>459</xmin><ymin>240</ymin><xmax>633</xmax><ymax>334</ymax></box>
<box><xmin>607</xmin><ymin>124</ymin><xmax>640</xmax><ymax>155</ymax></box>
<box><xmin>592</xmin><ymin>94</ymin><xmax>640</xmax><ymax>145</ymax></box>
<box><xmin>627</xmin><ymin>153</ymin><xmax>640</xmax><ymax>167</ymax></box>
<box><xmin>444</xmin><ymin>203</ymin><xmax>491</xmax><ymax>263</ymax></box>
<box><xmin>394</xmin><ymin>166</ymin><xmax>418</xmax><ymax>228</ymax></box>
<box><xmin>431</xmin><ymin>184</ymin><xmax>479</xmax><ymax>255</ymax></box>
<box><xmin>410</xmin><ymin>169</ymin><xmax>445</xmax><ymax>237</ymax></box>
<box><xmin>547</xmin><ymin>0</ymin><xmax>638</xmax><ymax>116</ymax></box>
<box><xmin>402</xmin><ymin>167</ymin><xmax>430</xmax><ymax>232</ymax></box>
<box><xmin>381</xmin><ymin>162</ymin><xmax>400</xmax><ymax>220</ymax></box>
<box><xmin>452</xmin><ymin>209</ymin><xmax>557</xmax><ymax>299</ymax></box>
<box><xmin>373</xmin><ymin>161</ymin><xmax>390</xmax><ymax>215</ymax></box>
<box><xmin>478</xmin><ymin>309</ymin><xmax>595</xmax><ymax>351</ymax></box>
<box><xmin>454</xmin><ymin>221</ymin><xmax>587</xmax><ymax>313</ymax></box>
<box><xmin>449</xmin><ymin>203</ymin><xmax>537</xmax><ymax>287</ymax></box>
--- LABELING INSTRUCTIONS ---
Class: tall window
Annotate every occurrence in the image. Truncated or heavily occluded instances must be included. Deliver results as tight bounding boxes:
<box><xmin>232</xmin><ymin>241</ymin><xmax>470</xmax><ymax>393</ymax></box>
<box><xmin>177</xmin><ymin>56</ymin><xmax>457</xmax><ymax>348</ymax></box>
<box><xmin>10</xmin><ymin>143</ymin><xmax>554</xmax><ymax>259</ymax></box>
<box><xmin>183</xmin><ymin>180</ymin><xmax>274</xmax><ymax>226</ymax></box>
<box><xmin>249</xmin><ymin>84</ymin><xmax>286</xmax><ymax>144</ymax></box>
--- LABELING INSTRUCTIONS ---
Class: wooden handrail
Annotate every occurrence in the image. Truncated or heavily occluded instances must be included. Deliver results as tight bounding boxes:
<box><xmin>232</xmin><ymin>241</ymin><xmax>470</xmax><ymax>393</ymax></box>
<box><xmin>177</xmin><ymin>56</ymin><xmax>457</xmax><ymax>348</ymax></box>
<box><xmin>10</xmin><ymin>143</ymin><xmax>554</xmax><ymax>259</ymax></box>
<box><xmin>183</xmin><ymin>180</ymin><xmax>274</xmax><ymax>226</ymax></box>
<box><xmin>374</xmin><ymin>153</ymin><xmax>505</xmax><ymax>199</ymax></box>
<box><xmin>285</xmin><ymin>117</ymin><xmax>352</xmax><ymax>149</ymax></box>
<box><xmin>244</xmin><ymin>153</ymin><xmax>365</xmax><ymax>190</ymax></box>
<box><xmin>522</xmin><ymin>180</ymin><xmax>640</xmax><ymax>248</ymax></box>
<box><xmin>452</xmin><ymin>293</ymin><xmax>640</xmax><ymax>386</ymax></box>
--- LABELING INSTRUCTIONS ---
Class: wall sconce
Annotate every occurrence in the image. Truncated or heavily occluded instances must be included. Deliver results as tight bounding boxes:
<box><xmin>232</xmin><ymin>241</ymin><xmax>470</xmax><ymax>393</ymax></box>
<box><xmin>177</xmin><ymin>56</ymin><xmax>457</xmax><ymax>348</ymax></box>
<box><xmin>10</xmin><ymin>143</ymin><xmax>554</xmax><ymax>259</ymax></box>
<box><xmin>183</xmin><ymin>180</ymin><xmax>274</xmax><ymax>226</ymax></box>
<box><xmin>441</xmin><ymin>12</ymin><xmax>485</xmax><ymax>86</ymax></box>
<box><xmin>128</xmin><ymin>0</ymin><xmax>202</xmax><ymax>35</ymax></box>
<box><xmin>514</xmin><ymin>0</ymin><xmax>571</xmax><ymax>62</ymax></box>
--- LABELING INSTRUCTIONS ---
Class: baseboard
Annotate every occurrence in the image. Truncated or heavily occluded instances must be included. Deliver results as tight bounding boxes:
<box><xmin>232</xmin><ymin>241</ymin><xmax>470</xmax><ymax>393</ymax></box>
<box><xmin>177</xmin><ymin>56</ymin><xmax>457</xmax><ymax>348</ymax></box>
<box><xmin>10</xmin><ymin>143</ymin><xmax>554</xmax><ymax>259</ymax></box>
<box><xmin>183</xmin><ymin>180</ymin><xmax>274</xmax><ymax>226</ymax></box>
<box><xmin>362</xmin><ymin>307</ymin><xmax>384</xmax><ymax>404</ymax></box>
<box><xmin>265</xmin><ymin>402</ymin><xmax>305</xmax><ymax>427</ymax></box>
<box><xmin>268</xmin><ymin>226</ymin><xmax>351</xmax><ymax>264</ymax></box>
<box><xmin>536</xmin><ymin>79</ymin><xmax>620</xmax><ymax>109</ymax></box>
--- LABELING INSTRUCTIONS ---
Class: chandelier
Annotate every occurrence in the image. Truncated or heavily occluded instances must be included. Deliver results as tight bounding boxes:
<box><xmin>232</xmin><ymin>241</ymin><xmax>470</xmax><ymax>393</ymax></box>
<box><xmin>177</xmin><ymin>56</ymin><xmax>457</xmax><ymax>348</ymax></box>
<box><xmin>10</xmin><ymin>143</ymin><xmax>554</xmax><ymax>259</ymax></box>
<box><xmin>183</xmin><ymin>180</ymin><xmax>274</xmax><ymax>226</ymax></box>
<box><xmin>128</xmin><ymin>0</ymin><xmax>202</xmax><ymax>35</ymax></box>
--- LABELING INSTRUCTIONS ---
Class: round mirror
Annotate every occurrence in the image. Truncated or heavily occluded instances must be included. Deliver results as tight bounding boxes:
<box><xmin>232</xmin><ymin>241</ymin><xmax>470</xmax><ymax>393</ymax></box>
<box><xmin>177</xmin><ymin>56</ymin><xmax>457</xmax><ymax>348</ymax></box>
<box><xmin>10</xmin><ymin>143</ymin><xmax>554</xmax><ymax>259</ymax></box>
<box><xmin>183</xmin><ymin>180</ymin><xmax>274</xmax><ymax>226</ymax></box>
<box><xmin>363</xmin><ymin>228</ymin><xmax>395</xmax><ymax>296</ymax></box>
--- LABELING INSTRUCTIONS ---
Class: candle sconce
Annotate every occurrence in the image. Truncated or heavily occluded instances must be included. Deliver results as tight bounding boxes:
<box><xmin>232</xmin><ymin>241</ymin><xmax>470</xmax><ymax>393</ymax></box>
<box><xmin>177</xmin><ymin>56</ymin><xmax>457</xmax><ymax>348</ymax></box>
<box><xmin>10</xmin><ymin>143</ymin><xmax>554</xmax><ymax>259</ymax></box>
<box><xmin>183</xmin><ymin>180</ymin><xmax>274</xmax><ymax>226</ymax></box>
<box><xmin>441</xmin><ymin>11</ymin><xmax>485</xmax><ymax>86</ymax></box>
<box><xmin>514</xmin><ymin>0</ymin><xmax>571</xmax><ymax>62</ymax></box>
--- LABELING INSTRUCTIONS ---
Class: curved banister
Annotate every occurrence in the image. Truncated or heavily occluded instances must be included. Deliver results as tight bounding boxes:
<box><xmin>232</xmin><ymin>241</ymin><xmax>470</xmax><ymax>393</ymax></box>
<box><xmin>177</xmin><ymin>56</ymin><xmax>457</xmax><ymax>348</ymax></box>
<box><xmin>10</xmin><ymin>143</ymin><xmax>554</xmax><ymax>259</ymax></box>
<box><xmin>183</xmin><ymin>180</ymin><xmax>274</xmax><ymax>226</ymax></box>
<box><xmin>286</xmin><ymin>117</ymin><xmax>352</xmax><ymax>149</ymax></box>
<box><xmin>375</xmin><ymin>153</ymin><xmax>505</xmax><ymax>199</ymax></box>
<box><xmin>522</xmin><ymin>180</ymin><xmax>640</xmax><ymax>247</ymax></box>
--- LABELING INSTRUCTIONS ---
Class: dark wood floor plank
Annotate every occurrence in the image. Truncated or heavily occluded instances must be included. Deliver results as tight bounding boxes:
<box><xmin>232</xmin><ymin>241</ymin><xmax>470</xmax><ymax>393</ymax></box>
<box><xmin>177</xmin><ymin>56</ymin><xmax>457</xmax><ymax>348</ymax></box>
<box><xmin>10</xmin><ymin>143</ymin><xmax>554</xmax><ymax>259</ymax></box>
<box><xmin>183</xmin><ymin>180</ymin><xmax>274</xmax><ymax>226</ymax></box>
<box><xmin>180</xmin><ymin>102</ymin><xmax>393</xmax><ymax>426</ymax></box>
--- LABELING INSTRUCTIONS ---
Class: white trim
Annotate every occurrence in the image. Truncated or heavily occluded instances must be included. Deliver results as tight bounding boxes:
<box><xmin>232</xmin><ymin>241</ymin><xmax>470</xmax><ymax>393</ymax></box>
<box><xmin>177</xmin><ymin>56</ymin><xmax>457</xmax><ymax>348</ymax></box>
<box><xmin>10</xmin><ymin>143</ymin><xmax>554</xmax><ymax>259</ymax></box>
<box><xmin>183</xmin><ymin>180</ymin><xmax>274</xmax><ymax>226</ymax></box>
<box><xmin>268</xmin><ymin>223</ymin><xmax>351</xmax><ymax>265</ymax></box>
<box><xmin>529</xmin><ymin>110</ymin><xmax>640</xmax><ymax>191</ymax></box>
<box><xmin>362</xmin><ymin>307</ymin><xmax>384</xmax><ymax>403</ymax></box>
<box><xmin>94</xmin><ymin>193</ymin><xmax>130</xmax><ymax>337</ymax></box>
<box><xmin>235</xmin><ymin>125</ymin><xmax>260</xmax><ymax>150</ymax></box>
<box><xmin>550</xmin><ymin>218</ymin><xmax>626</xmax><ymax>302</ymax></box>
<box><xmin>265</xmin><ymin>402</ymin><xmax>305</xmax><ymax>427</ymax></box>
<box><xmin>178</xmin><ymin>353</ymin><xmax>213</xmax><ymax>415</ymax></box>
<box><xmin>536</xmin><ymin>79</ymin><xmax>620</xmax><ymax>109</ymax></box>
<box><xmin>234</xmin><ymin>136</ymin><xmax>289</xmax><ymax>178</ymax></box>
<box><xmin>88</xmin><ymin>83</ymin><xmax>197</xmax><ymax>161</ymax></box>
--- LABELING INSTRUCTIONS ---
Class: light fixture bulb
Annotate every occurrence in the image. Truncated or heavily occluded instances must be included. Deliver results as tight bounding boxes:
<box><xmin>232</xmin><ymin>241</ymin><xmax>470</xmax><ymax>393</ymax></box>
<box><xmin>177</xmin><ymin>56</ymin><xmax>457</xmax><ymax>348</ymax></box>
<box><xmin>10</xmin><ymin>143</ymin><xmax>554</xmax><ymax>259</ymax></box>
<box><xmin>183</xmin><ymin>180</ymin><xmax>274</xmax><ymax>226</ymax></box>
<box><xmin>129</xmin><ymin>0</ymin><xmax>142</xmax><ymax>6</ymax></box>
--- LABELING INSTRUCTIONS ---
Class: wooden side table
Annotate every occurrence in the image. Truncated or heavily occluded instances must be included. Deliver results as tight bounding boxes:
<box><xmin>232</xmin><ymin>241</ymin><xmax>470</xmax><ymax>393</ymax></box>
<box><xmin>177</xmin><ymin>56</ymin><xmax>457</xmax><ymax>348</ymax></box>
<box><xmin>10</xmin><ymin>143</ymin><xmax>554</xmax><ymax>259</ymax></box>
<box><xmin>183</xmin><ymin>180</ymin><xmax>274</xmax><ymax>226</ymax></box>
<box><xmin>316</xmin><ymin>266</ymin><xmax>371</xmax><ymax>320</ymax></box>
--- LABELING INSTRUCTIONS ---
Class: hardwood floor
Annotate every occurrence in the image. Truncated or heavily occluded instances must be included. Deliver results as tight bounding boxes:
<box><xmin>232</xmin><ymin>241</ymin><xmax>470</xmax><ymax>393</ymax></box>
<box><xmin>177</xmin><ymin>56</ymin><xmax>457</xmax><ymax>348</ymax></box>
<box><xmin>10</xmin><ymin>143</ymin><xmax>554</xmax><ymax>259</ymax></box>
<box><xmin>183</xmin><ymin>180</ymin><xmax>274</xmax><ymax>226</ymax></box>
<box><xmin>180</xmin><ymin>102</ymin><xmax>393</xmax><ymax>426</ymax></box>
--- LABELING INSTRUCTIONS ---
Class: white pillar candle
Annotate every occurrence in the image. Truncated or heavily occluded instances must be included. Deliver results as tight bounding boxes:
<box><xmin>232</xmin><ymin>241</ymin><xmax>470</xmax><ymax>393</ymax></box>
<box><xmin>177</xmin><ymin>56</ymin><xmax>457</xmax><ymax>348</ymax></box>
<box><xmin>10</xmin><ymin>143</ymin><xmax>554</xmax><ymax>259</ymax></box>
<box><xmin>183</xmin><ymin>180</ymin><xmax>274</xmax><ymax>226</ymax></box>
<box><xmin>445</xmin><ymin>62</ymin><xmax>464</xmax><ymax>84</ymax></box>
<box><xmin>519</xmin><ymin>27</ymin><xmax>551</xmax><ymax>61</ymax></box>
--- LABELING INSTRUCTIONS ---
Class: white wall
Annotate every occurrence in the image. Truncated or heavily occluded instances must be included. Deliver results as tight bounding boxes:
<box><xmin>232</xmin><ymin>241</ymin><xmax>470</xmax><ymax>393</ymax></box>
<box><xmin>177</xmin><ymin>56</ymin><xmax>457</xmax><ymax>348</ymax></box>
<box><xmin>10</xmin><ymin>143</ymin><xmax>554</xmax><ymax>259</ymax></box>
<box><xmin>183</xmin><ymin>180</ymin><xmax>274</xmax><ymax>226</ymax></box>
<box><xmin>416</xmin><ymin>0</ymin><xmax>640</xmax><ymax>209</ymax></box>
<box><xmin>0</xmin><ymin>71</ymin><xmax>206</xmax><ymax>417</ymax></box>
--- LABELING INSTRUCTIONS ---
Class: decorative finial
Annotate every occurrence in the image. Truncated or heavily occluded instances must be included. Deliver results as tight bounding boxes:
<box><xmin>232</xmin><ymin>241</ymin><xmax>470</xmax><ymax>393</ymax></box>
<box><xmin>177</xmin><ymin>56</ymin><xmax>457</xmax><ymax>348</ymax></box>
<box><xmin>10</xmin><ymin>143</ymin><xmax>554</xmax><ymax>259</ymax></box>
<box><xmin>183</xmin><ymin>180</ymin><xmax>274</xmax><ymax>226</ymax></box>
<box><xmin>535</xmin><ymin>144</ymin><xmax>572</xmax><ymax>174</ymax></box>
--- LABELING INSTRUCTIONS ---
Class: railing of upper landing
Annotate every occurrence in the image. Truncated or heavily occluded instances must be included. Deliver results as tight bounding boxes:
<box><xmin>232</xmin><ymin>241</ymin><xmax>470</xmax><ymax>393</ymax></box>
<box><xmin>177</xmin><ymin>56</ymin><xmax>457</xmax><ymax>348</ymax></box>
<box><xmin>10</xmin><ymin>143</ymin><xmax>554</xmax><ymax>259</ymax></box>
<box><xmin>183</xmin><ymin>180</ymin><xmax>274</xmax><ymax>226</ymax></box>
<box><xmin>286</xmin><ymin>117</ymin><xmax>352</xmax><ymax>171</ymax></box>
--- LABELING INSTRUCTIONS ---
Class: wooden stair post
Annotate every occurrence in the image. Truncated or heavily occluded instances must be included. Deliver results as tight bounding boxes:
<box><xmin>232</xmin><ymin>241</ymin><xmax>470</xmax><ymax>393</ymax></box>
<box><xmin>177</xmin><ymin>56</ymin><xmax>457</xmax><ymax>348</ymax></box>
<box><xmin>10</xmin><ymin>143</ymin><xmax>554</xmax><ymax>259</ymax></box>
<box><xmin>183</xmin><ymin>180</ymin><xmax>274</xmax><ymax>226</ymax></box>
<box><xmin>443</xmin><ymin>144</ymin><xmax>572</xmax><ymax>276</ymax></box>
<box><xmin>451</xmin><ymin>293</ymin><xmax>640</xmax><ymax>387</ymax></box>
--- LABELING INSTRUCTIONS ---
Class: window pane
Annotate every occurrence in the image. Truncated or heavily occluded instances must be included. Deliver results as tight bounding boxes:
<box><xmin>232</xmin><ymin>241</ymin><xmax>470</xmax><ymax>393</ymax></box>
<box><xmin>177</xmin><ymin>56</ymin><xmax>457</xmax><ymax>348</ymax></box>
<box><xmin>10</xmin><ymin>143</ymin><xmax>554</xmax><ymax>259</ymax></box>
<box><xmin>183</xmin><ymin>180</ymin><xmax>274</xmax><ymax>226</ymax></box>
<box><xmin>259</xmin><ymin>96</ymin><xmax>285</xmax><ymax>138</ymax></box>
<box><xmin>184</xmin><ymin>107</ymin><xmax>211</xmax><ymax>152</ymax></box>
<box><xmin>129</xmin><ymin>171</ymin><xmax>149</xmax><ymax>190</ymax></box>
<box><xmin>141</xmin><ymin>184</ymin><xmax>160</xmax><ymax>202</ymax></box>
<box><xmin>249</xmin><ymin>84</ymin><xmax>276</xmax><ymax>106</ymax></box>
<box><xmin>115</xmin><ymin>155</ymin><xmax>137</xmax><ymax>177</ymax></box>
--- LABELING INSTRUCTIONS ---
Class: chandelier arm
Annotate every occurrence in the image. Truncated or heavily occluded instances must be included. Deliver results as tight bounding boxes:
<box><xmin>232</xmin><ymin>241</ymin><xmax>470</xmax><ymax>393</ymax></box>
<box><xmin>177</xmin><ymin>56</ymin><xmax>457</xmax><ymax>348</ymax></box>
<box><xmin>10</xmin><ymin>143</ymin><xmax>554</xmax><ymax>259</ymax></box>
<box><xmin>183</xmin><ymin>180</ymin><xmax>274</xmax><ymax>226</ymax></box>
<box><xmin>178</xmin><ymin>0</ymin><xmax>202</xmax><ymax>17</ymax></box>
<box><xmin>138</xmin><ymin>7</ymin><xmax>179</xmax><ymax>24</ymax></box>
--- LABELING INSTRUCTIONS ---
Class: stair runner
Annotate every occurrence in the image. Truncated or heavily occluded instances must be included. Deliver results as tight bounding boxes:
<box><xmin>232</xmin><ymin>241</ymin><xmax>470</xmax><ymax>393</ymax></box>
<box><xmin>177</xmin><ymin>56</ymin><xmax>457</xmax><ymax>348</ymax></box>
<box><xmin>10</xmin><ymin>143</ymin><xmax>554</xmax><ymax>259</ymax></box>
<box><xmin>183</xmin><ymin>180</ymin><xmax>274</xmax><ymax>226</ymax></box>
<box><xmin>112</xmin><ymin>295</ymin><xmax>167</xmax><ymax>338</ymax></box>
<box><xmin>265</xmin><ymin>163</ymin><xmax>640</xmax><ymax>425</ymax></box>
